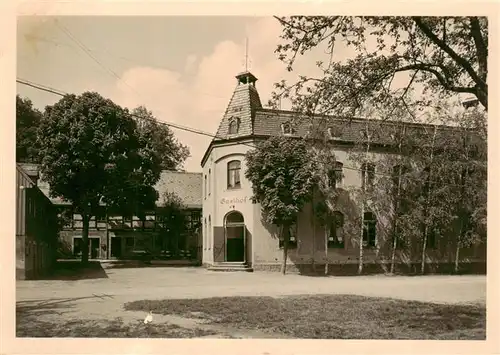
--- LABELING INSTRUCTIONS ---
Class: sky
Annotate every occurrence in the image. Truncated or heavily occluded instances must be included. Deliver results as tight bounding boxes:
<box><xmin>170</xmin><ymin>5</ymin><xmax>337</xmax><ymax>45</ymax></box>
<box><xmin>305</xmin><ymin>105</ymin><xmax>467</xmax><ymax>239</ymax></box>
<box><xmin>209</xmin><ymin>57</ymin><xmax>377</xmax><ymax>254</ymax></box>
<box><xmin>16</xmin><ymin>16</ymin><xmax>472</xmax><ymax>173</ymax></box>
<box><xmin>17</xmin><ymin>16</ymin><xmax>335</xmax><ymax>172</ymax></box>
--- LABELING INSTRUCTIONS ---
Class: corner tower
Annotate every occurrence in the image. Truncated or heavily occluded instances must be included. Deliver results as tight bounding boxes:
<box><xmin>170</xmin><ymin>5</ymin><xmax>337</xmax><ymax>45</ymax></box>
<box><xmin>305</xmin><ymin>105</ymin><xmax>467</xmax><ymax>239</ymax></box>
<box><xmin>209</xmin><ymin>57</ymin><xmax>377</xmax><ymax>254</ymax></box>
<box><xmin>213</xmin><ymin>71</ymin><xmax>262</xmax><ymax>141</ymax></box>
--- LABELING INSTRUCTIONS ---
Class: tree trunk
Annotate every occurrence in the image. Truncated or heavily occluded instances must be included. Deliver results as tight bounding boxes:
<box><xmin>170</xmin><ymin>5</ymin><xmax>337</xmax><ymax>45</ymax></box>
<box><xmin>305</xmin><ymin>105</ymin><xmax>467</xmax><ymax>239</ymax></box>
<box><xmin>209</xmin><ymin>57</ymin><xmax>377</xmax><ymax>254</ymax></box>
<box><xmin>390</xmin><ymin>228</ymin><xmax>398</xmax><ymax>274</ymax></box>
<box><xmin>390</xmin><ymin>132</ymin><xmax>404</xmax><ymax>275</ymax></box>
<box><xmin>455</xmin><ymin>221</ymin><xmax>465</xmax><ymax>274</ymax></box>
<box><xmin>454</xmin><ymin>241</ymin><xmax>461</xmax><ymax>274</ymax></box>
<box><xmin>281</xmin><ymin>225</ymin><xmax>289</xmax><ymax>275</ymax></box>
<box><xmin>358</xmin><ymin>123</ymin><xmax>370</xmax><ymax>275</ymax></box>
<box><xmin>324</xmin><ymin>225</ymin><xmax>329</xmax><ymax>276</ymax></box>
<box><xmin>81</xmin><ymin>214</ymin><xmax>90</xmax><ymax>264</ymax></box>
<box><xmin>420</xmin><ymin>225</ymin><xmax>429</xmax><ymax>275</ymax></box>
<box><xmin>421</xmin><ymin>126</ymin><xmax>437</xmax><ymax>275</ymax></box>
<box><xmin>311</xmin><ymin>194</ymin><xmax>316</xmax><ymax>273</ymax></box>
<box><xmin>358</xmin><ymin>205</ymin><xmax>364</xmax><ymax>275</ymax></box>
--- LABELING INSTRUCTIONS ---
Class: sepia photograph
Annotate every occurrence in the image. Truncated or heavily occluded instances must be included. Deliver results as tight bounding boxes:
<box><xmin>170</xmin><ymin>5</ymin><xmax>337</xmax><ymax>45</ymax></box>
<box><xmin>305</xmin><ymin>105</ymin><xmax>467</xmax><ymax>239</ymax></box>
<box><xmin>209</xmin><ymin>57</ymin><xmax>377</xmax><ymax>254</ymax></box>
<box><xmin>11</xmin><ymin>12</ymin><xmax>490</xmax><ymax>345</ymax></box>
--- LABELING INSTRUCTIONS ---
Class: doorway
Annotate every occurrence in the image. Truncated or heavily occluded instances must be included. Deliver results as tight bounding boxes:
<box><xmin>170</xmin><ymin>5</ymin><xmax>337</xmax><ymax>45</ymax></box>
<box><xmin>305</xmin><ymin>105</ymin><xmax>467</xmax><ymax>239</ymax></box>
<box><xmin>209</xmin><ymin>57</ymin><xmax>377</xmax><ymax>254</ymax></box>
<box><xmin>73</xmin><ymin>237</ymin><xmax>101</xmax><ymax>259</ymax></box>
<box><xmin>90</xmin><ymin>238</ymin><xmax>100</xmax><ymax>259</ymax></box>
<box><xmin>224</xmin><ymin>211</ymin><xmax>245</xmax><ymax>262</ymax></box>
<box><xmin>111</xmin><ymin>237</ymin><xmax>122</xmax><ymax>258</ymax></box>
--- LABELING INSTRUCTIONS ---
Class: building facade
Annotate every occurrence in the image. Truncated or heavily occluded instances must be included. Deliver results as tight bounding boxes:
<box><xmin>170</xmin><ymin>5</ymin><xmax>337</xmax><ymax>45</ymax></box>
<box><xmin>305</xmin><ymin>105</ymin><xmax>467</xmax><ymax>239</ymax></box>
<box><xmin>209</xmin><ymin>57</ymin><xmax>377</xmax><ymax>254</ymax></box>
<box><xmin>200</xmin><ymin>71</ymin><xmax>486</xmax><ymax>274</ymax></box>
<box><xmin>36</xmin><ymin>169</ymin><xmax>203</xmax><ymax>262</ymax></box>
<box><xmin>16</xmin><ymin>163</ymin><xmax>59</xmax><ymax>279</ymax></box>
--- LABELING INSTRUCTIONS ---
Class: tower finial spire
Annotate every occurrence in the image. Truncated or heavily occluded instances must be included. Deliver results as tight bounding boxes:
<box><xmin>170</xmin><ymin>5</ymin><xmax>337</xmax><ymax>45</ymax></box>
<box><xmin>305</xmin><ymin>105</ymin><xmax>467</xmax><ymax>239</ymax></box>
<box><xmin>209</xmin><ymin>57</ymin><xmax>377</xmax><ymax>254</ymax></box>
<box><xmin>245</xmin><ymin>37</ymin><xmax>249</xmax><ymax>71</ymax></box>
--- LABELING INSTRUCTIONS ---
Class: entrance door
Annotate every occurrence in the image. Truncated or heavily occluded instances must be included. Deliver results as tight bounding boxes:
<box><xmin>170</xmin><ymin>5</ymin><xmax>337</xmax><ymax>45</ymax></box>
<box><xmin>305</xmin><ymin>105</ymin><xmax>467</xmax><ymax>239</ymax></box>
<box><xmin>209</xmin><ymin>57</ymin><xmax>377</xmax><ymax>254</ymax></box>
<box><xmin>90</xmin><ymin>238</ymin><xmax>100</xmax><ymax>259</ymax></box>
<box><xmin>73</xmin><ymin>237</ymin><xmax>100</xmax><ymax>259</ymax></box>
<box><xmin>226</xmin><ymin>226</ymin><xmax>245</xmax><ymax>261</ymax></box>
<box><xmin>224</xmin><ymin>211</ymin><xmax>245</xmax><ymax>262</ymax></box>
<box><xmin>111</xmin><ymin>237</ymin><xmax>122</xmax><ymax>258</ymax></box>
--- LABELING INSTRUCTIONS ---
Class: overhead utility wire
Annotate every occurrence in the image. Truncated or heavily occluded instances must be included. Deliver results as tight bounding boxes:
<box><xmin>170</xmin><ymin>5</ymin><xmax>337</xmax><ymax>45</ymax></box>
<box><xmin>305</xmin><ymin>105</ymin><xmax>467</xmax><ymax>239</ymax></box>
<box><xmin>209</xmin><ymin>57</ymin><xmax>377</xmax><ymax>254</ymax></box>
<box><xmin>52</xmin><ymin>20</ymin><xmax>481</xmax><ymax>185</ymax></box>
<box><xmin>22</xmin><ymin>34</ymin><xmax>229</xmax><ymax>101</ymax></box>
<box><xmin>17</xmin><ymin>77</ymin><xmax>479</xmax><ymax>188</ymax></box>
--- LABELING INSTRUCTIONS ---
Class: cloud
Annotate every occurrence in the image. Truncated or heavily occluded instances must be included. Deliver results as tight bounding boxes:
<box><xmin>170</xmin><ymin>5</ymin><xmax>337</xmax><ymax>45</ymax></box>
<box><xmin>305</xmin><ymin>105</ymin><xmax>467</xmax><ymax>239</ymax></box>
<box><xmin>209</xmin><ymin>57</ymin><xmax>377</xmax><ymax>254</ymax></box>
<box><xmin>184</xmin><ymin>54</ymin><xmax>197</xmax><ymax>73</ymax></box>
<box><xmin>107</xmin><ymin>17</ymin><xmax>327</xmax><ymax>173</ymax></box>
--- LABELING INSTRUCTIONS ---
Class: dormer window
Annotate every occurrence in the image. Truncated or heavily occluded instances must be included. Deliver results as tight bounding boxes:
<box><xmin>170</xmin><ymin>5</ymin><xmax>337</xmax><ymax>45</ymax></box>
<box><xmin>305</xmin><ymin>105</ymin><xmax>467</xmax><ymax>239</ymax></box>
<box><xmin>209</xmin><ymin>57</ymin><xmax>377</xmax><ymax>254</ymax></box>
<box><xmin>327</xmin><ymin>127</ymin><xmax>341</xmax><ymax>140</ymax></box>
<box><xmin>228</xmin><ymin>117</ymin><xmax>240</xmax><ymax>135</ymax></box>
<box><xmin>281</xmin><ymin>122</ymin><xmax>296</xmax><ymax>135</ymax></box>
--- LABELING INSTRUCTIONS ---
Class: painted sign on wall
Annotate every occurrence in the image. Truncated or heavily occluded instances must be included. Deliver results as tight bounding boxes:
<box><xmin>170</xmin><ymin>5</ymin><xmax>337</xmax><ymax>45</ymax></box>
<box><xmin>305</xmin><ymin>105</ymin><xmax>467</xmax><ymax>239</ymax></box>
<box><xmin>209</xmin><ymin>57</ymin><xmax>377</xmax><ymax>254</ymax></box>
<box><xmin>220</xmin><ymin>196</ymin><xmax>250</xmax><ymax>205</ymax></box>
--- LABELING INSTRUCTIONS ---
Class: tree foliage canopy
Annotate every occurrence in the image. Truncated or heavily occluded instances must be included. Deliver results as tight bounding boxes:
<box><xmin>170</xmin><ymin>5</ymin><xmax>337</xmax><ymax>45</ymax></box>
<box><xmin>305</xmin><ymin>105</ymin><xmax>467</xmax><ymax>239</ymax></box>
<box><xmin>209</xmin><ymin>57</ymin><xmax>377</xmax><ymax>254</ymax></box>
<box><xmin>16</xmin><ymin>95</ymin><xmax>42</xmax><ymax>163</ymax></box>
<box><xmin>37</xmin><ymin>92</ymin><xmax>162</xmax><ymax>219</ymax></box>
<box><xmin>245</xmin><ymin>136</ymin><xmax>316</xmax><ymax>227</ymax></box>
<box><xmin>273</xmin><ymin>16</ymin><xmax>488</xmax><ymax>114</ymax></box>
<box><xmin>132</xmin><ymin>106</ymin><xmax>190</xmax><ymax>171</ymax></box>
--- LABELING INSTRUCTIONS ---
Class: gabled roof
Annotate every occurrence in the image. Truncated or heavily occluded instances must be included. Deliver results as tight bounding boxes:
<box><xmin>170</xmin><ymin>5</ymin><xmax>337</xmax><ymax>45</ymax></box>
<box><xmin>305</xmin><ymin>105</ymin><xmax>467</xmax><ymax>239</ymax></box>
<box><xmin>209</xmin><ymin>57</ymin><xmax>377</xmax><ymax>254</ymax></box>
<box><xmin>16</xmin><ymin>163</ymin><xmax>36</xmax><ymax>188</ymax></box>
<box><xmin>36</xmin><ymin>168</ymin><xmax>203</xmax><ymax>209</ymax></box>
<box><xmin>155</xmin><ymin>170</ymin><xmax>202</xmax><ymax>209</ymax></box>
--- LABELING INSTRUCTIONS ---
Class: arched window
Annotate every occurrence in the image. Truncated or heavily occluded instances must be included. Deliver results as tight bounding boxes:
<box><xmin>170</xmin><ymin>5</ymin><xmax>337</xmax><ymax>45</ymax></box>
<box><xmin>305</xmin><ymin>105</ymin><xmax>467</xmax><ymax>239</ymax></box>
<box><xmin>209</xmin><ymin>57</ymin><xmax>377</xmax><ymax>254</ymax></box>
<box><xmin>203</xmin><ymin>218</ymin><xmax>207</xmax><ymax>250</ymax></box>
<box><xmin>361</xmin><ymin>163</ymin><xmax>375</xmax><ymax>191</ymax></box>
<box><xmin>208</xmin><ymin>168</ymin><xmax>211</xmax><ymax>196</ymax></box>
<box><xmin>225</xmin><ymin>211</ymin><xmax>244</xmax><ymax>225</ymax></box>
<box><xmin>204</xmin><ymin>174</ymin><xmax>207</xmax><ymax>199</ymax></box>
<box><xmin>392</xmin><ymin>164</ymin><xmax>411</xmax><ymax>211</ymax></box>
<box><xmin>363</xmin><ymin>211</ymin><xmax>376</xmax><ymax>248</ymax></box>
<box><xmin>208</xmin><ymin>216</ymin><xmax>211</xmax><ymax>250</ymax></box>
<box><xmin>392</xmin><ymin>164</ymin><xmax>410</xmax><ymax>186</ymax></box>
<box><xmin>327</xmin><ymin>211</ymin><xmax>344</xmax><ymax>248</ymax></box>
<box><xmin>227</xmin><ymin>160</ymin><xmax>241</xmax><ymax>189</ymax></box>
<box><xmin>328</xmin><ymin>162</ymin><xmax>344</xmax><ymax>188</ymax></box>
<box><xmin>228</xmin><ymin>117</ymin><xmax>240</xmax><ymax>135</ymax></box>
<box><xmin>423</xmin><ymin>166</ymin><xmax>432</xmax><ymax>193</ymax></box>
<box><xmin>278</xmin><ymin>223</ymin><xmax>298</xmax><ymax>249</ymax></box>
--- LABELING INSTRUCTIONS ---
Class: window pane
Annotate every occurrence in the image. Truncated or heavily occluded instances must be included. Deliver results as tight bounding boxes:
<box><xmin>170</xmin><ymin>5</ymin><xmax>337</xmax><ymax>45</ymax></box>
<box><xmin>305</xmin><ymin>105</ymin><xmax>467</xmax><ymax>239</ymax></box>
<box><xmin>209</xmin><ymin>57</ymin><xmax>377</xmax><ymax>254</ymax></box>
<box><xmin>234</xmin><ymin>169</ymin><xmax>240</xmax><ymax>186</ymax></box>
<box><xmin>226</xmin><ymin>212</ymin><xmax>244</xmax><ymax>224</ymax></box>
<box><xmin>228</xmin><ymin>161</ymin><xmax>241</xmax><ymax>188</ymax></box>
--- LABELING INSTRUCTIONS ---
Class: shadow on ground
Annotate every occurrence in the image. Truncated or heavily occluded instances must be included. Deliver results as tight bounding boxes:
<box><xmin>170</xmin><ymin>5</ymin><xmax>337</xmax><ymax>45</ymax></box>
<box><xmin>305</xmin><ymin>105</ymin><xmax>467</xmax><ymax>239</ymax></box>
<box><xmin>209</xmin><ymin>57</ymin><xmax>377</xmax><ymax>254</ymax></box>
<box><xmin>17</xmin><ymin>294</ymin><xmax>115</xmax><ymax>318</ymax></box>
<box><xmin>16</xmin><ymin>295</ymin><xmax>219</xmax><ymax>338</ymax></box>
<box><xmin>39</xmin><ymin>261</ymin><xmax>109</xmax><ymax>281</ymax></box>
<box><xmin>104</xmin><ymin>261</ymin><xmax>199</xmax><ymax>269</ymax></box>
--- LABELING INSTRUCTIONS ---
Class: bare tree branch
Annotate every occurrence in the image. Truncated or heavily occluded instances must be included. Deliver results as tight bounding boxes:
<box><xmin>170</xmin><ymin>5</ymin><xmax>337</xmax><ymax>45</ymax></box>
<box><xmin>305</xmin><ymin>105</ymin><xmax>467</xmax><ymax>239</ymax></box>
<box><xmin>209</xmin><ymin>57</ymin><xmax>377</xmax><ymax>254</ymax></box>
<box><xmin>412</xmin><ymin>17</ymin><xmax>487</xmax><ymax>93</ymax></box>
<box><xmin>470</xmin><ymin>17</ymin><xmax>488</xmax><ymax>82</ymax></box>
<box><xmin>395</xmin><ymin>63</ymin><xmax>477</xmax><ymax>95</ymax></box>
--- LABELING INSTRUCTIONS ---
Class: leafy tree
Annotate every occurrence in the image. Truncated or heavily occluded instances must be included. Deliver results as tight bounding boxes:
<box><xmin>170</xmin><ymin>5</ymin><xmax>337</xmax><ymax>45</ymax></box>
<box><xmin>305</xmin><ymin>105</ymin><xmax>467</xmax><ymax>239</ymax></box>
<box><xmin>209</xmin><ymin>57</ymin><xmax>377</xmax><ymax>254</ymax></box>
<box><xmin>308</xmin><ymin>129</ymin><xmax>341</xmax><ymax>275</ymax></box>
<box><xmin>432</xmin><ymin>107</ymin><xmax>487</xmax><ymax>273</ymax></box>
<box><xmin>156</xmin><ymin>191</ymin><xmax>187</xmax><ymax>256</ymax></box>
<box><xmin>273</xmin><ymin>16</ymin><xmax>488</xmax><ymax>114</ymax></box>
<box><xmin>16</xmin><ymin>95</ymin><xmax>42</xmax><ymax>163</ymax></box>
<box><xmin>37</xmin><ymin>92</ymin><xmax>163</xmax><ymax>263</ymax></box>
<box><xmin>245</xmin><ymin>136</ymin><xmax>316</xmax><ymax>274</ymax></box>
<box><xmin>132</xmin><ymin>106</ymin><xmax>190</xmax><ymax>171</ymax></box>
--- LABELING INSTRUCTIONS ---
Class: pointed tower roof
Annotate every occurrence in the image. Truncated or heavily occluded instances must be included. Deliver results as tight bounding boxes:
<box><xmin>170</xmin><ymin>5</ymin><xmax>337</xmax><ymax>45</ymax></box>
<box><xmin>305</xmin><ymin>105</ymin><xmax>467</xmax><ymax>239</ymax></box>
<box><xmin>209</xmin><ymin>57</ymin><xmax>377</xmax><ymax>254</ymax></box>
<box><xmin>213</xmin><ymin>71</ymin><xmax>262</xmax><ymax>141</ymax></box>
<box><xmin>201</xmin><ymin>70</ymin><xmax>263</xmax><ymax>167</ymax></box>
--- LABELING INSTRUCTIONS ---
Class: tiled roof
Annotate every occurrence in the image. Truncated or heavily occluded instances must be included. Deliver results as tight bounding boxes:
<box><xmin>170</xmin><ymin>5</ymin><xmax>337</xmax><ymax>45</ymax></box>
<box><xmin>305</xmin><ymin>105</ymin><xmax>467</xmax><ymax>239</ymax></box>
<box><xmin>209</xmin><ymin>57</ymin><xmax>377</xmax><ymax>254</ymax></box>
<box><xmin>202</xmin><ymin>71</ymin><xmax>475</xmax><ymax>167</ymax></box>
<box><xmin>213</xmin><ymin>72</ymin><xmax>262</xmax><ymax>141</ymax></box>
<box><xmin>17</xmin><ymin>162</ymin><xmax>40</xmax><ymax>179</ymax></box>
<box><xmin>36</xmin><ymin>168</ymin><xmax>202</xmax><ymax>209</ymax></box>
<box><xmin>252</xmin><ymin>108</ymin><xmax>463</xmax><ymax>146</ymax></box>
<box><xmin>36</xmin><ymin>179</ymin><xmax>69</xmax><ymax>205</ymax></box>
<box><xmin>155</xmin><ymin>171</ymin><xmax>202</xmax><ymax>208</ymax></box>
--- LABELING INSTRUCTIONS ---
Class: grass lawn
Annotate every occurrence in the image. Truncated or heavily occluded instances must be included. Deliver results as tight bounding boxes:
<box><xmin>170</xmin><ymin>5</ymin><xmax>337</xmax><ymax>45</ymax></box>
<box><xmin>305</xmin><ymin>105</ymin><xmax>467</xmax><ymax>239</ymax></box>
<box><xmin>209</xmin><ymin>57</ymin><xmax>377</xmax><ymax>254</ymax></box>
<box><xmin>125</xmin><ymin>294</ymin><xmax>486</xmax><ymax>340</ymax></box>
<box><xmin>16</xmin><ymin>315</ymin><xmax>217</xmax><ymax>338</ymax></box>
